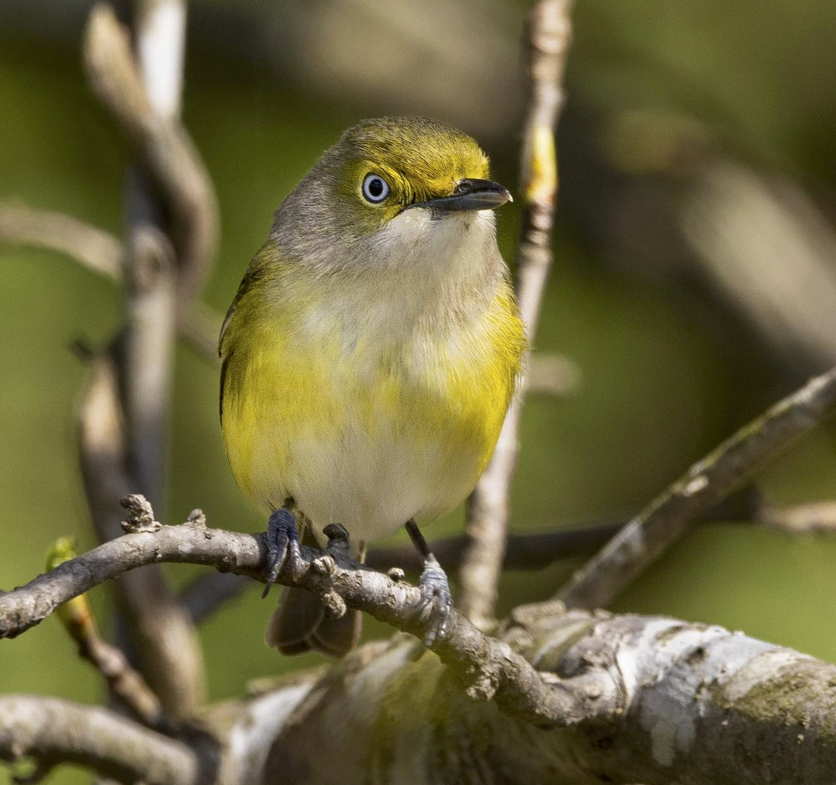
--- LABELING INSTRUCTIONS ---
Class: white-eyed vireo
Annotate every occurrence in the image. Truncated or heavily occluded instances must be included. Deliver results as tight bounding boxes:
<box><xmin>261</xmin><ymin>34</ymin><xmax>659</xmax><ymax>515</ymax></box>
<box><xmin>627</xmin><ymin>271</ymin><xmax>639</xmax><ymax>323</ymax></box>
<box><xmin>220</xmin><ymin>117</ymin><xmax>525</xmax><ymax>656</ymax></box>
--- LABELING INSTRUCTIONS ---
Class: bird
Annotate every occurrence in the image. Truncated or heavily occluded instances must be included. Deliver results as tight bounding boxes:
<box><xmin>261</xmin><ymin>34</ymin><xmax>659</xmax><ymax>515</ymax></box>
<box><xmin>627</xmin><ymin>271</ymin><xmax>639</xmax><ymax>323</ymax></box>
<box><xmin>219</xmin><ymin>116</ymin><xmax>525</xmax><ymax>656</ymax></box>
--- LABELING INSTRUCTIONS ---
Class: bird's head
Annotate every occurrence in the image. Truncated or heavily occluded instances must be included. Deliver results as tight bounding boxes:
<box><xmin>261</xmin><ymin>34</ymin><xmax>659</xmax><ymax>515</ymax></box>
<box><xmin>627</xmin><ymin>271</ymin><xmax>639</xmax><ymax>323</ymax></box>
<box><xmin>271</xmin><ymin>117</ymin><xmax>511</xmax><ymax>271</ymax></box>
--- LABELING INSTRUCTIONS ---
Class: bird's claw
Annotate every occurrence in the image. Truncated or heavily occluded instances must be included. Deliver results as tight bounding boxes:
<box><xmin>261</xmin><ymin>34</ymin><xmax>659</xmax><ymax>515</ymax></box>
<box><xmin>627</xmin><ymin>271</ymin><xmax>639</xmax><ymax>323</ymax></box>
<box><xmin>261</xmin><ymin>508</ymin><xmax>304</xmax><ymax>598</ymax></box>
<box><xmin>414</xmin><ymin>557</ymin><xmax>453</xmax><ymax>648</ymax></box>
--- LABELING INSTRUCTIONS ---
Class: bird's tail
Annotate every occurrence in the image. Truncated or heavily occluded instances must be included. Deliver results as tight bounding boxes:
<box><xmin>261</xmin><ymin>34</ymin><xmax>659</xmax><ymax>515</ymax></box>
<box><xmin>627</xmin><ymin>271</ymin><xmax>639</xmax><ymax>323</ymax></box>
<box><xmin>264</xmin><ymin>522</ymin><xmax>362</xmax><ymax>657</ymax></box>
<box><xmin>264</xmin><ymin>586</ymin><xmax>361</xmax><ymax>656</ymax></box>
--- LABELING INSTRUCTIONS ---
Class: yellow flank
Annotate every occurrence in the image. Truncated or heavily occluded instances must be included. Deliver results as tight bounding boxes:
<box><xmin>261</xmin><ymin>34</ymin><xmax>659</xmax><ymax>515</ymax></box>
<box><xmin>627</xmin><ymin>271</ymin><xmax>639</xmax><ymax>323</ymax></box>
<box><xmin>220</xmin><ymin>245</ymin><xmax>524</xmax><ymax>544</ymax></box>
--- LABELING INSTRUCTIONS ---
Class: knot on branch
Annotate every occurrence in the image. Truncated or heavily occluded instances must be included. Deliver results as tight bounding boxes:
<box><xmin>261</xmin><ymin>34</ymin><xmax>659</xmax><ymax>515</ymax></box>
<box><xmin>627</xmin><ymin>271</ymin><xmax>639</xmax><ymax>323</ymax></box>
<box><xmin>463</xmin><ymin>641</ymin><xmax>517</xmax><ymax>702</ymax></box>
<box><xmin>120</xmin><ymin>494</ymin><xmax>161</xmax><ymax>533</ymax></box>
<box><xmin>320</xmin><ymin>590</ymin><xmax>347</xmax><ymax>620</ymax></box>
<box><xmin>187</xmin><ymin>509</ymin><xmax>207</xmax><ymax>528</ymax></box>
<box><xmin>312</xmin><ymin>555</ymin><xmax>337</xmax><ymax>577</ymax></box>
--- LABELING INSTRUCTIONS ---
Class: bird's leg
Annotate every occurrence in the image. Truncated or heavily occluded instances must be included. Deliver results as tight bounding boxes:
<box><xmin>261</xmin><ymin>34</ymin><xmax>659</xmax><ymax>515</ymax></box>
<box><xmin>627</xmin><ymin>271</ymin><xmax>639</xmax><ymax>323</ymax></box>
<box><xmin>261</xmin><ymin>507</ymin><xmax>304</xmax><ymax>599</ymax></box>
<box><xmin>405</xmin><ymin>519</ymin><xmax>453</xmax><ymax>647</ymax></box>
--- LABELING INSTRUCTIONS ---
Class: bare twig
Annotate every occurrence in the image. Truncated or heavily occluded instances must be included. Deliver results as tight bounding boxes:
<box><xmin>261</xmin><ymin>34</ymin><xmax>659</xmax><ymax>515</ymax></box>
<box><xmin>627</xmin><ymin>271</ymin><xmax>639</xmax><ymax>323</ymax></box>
<box><xmin>46</xmin><ymin>538</ymin><xmax>163</xmax><ymax>728</ymax></box>
<box><xmin>78</xmin><ymin>353</ymin><xmax>205</xmax><ymax>718</ymax></box>
<box><xmin>0</xmin><ymin>203</ymin><xmax>123</xmax><ymax>281</ymax></box>
<box><xmin>82</xmin><ymin>0</ymin><xmax>217</xmax><ymax>499</ymax></box>
<box><xmin>83</xmin><ymin>3</ymin><xmax>218</xmax><ymax>307</ymax></box>
<box><xmin>460</xmin><ymin>0</ymin><xmax>572</xmax><ymax>626</ymax></box>
<box><xmin>180</xmin><ymin>487</ymin><xmax>836</xmax><ymax>624</ymax></box>
<box><xmin>0</xmin><ymin>696</ymin><xmax>200</xmax><ymax>785</ymax></box>
<box><xmin>557</xmin><ymin>367</ymin><xmax>836</xmax><ymax>609</ymax></box>
<box><xmin>0</xmin><ymin>201</ymin><xmax>223</xmax><ymax>363</ymax></box>
<box><xmin>84</xmin><ymin>2</ymin><xmax>180</xmax><ymax>505</ymax></box>
<box><xmin>0</xmin><ymin>503</ymin><xmax>622</xmax><ymax>730</ymax></box>
<box><xmin>179</xmin><ymin>525</ymin><xmax>619</xmax><ymax>623</ymax></box>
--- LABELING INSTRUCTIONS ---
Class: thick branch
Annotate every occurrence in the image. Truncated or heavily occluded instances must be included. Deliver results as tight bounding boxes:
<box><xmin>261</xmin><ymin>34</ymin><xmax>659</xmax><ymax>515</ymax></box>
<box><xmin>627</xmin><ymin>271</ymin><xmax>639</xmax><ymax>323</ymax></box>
<box><xmin>0</xmin><ymin>696</ymin><xmax>199</xmax><ymax>785</ymax></box>
<box><xmin>0</xmin><ymin>510</ymin><xmax>620</xmax><ymax>730</ymax></box>
<box><xmin>460</xmin><ymin>0</ymin><xmax>572</xmax><ymax>626</ymax></box>
<box><xmin>253</xmin><ymin>611</ymin><xmax>836</xmax><ymax>785</ymax></box>
<box><xmin>557</xmin><ymin>367</ymin><xmax>836</xmax><ymax>609</ymax></box>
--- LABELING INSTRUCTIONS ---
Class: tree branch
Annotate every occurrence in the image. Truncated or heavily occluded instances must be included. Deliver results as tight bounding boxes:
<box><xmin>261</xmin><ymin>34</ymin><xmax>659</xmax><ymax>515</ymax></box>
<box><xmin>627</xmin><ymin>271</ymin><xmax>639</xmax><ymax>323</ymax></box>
<box><xmin>83</xmin><ymin>3</ymin><xmax>218</xmax><ymax>307</ymax></box>
<box><xmin>0</xmin><ymin>696</ymin><xmax>200</xmax><ymax>785</ymax></box>
<box><xmin>46</xmin><ymin>538</ymin><xmax>163</xmax><ymax>729</ymax></box>
<box><xmin>0</xmin><ymin>500</ymin><xmax>621</xmax><ymax>730</ymax></box>
<box><xmin>557</xmin><ymin>366</ymin><xmax>836</xmax><ymax>609</ymax></box>
<box><xmin>255</xmin><ymin>610</ymin><xmax>836</xmax><ymax>785</ymax></box>
<box><xmin>459</xmin><ymin>0</ymin><xmax>573</xmax><ymax>626</ymax></box>
<box><xmin>0</xmin><ymin>202</ymin><xmax>123</xmax><ymax>281</ymax></box>
<box><xmin>78</xmin><ymin>352</ymin><xmax>204</xmax><ymax>719</ymax></box>
<box><xmin>80</xmin><ymin>3</ymin><xmax>207</xmax><ymax>716</ymax></box>
<box><xmin>179</xmin><ymin>487</ymin><xmax>836</xmax><ymax>624</ymax></box>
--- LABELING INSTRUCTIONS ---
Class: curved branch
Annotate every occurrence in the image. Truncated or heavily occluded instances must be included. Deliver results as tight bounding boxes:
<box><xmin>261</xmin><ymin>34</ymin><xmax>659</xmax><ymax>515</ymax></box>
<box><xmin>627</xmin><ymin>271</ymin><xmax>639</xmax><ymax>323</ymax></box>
<box><xmin>0</xmin><ymin>695</ymin><xmax>200</xmax><ymax>785</ymax></box>
<box><xmin>0</xmin><ymin>503</ymin><xmax>621</xmax><ymax>730</ymax></box>
<box><xmin>78</xmin><ymin>353</ymin><xmax>205</xmax><ymax>718</ymax></box>
<box><xmin>0</xmin><ymin>203</ymin><xmax>123</xmax><ymax>281</ymax></box>
<box><xmin>178</xmin><ymin>489</ymin><xmax>836</xmax><ymax>624</ymax></box>
<box><xmin>80</xmin><ymin>2</ymin><xmax>209</xmax><ymax>716</ymax></box>
<box><xmin>83</xmin><ymin>3</ymin><xmax>218</xmax><ymax>307</ymax></box>
<box><xmin>557</xmin><ymin>366</ymin><xmax>836</xmax><ymax>609</ymax></box>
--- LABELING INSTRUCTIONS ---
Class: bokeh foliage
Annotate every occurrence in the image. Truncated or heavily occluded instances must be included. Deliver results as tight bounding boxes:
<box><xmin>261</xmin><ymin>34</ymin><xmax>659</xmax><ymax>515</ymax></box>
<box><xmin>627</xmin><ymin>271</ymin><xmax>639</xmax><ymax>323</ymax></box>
<box><xmin>2</xmin><ymin>1</ymin><xmax>836</xmax><ymax>781</ymax></box>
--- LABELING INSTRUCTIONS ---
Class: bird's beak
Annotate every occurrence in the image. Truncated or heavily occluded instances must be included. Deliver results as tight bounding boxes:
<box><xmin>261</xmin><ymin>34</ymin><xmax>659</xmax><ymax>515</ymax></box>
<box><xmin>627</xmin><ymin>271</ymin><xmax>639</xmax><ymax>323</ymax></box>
<box><xmin>409</xmin><ymin>179</ymin><xmax>512</xmax><ymax>213</ymax></box>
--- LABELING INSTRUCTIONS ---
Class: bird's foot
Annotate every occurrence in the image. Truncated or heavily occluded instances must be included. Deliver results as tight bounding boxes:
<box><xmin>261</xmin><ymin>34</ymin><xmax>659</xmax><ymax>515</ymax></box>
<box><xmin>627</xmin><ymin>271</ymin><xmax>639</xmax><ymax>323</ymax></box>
<box><xmin>415</xmin><ymin>556</ymin><xmax>453</xmax><ymax>648</ymax></box>
<box><xmin>261</xmin><ymin>508</ymin><xmax>304</xmax><ymax>598</ymax></box>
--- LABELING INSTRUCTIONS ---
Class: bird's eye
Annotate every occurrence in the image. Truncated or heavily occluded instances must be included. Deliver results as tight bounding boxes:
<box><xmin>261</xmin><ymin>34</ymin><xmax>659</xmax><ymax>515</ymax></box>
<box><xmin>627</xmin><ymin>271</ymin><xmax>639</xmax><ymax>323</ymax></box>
<box><xmin>362</xmin><ymin>173</ymin><xmax>390</xmax><ymax>203</ymax></box>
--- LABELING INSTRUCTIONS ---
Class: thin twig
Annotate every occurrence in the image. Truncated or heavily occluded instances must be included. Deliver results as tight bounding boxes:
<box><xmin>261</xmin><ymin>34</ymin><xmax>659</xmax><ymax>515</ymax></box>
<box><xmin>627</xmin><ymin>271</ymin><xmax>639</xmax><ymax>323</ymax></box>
<box><xmin>46</xmin><ymin>538</ymin><xmax>163</xmax><ymax>729</ymax></box>
<box><xmin>556</xmin><ymin>367</ymin><xmax>836</xmax><ymax>609</ymax></box>
<box><xmin>0</xmin><ymin>500</ymin><xmax>622</xmax><ymax>730</ymax></box>
<box><xmin>0</xmin><ymin>201</ymin><xmax>223</xmax><ymax>361</ymax></box>
<box><xmin>0</xmin><ymin>203</ymin><xmax>123</xmax><ymax>281</ymax></box>
<box><xmin>460</xmin><ymin>0</ymin><xmax>573</xmax><ymax>626</ymax></box>
<box><xmin>83</xmin><ymin>3</ymin><xmax>218</xmax><ymax>306</ymax></box>
<box><xmin>0</xmin><ymin>696</ymin><xmax>200</xmax><ymax>785</ymax></box>
<box><xmin>78</xmin><ymin>348</ymin><xmax>204</xmax><ymax>718</ymax></box>
<box><xmin>180</xmin><ymin>487</ymin><xmax>836</xmax><ymax>624</ymax></box>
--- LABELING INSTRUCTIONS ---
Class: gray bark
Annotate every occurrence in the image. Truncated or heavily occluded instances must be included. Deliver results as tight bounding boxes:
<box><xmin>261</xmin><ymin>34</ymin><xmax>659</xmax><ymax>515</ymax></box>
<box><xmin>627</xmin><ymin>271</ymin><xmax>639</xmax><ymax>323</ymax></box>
<box><xmin>215</xmin><ymin>612</ymin><xmax>836</xmax><ymax>785</ymax></box>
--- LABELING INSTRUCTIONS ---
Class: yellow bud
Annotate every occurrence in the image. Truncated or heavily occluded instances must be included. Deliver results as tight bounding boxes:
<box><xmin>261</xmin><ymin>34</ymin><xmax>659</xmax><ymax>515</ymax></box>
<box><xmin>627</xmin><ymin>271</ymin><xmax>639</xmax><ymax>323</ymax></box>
<box><xmin>525</xmin><ymin>124</ymin><xmax>557</xmax><ymax>205</ymax></box>
<box><xmin>45</xmin><ymin>537</ymin><xmax>94</xmax><ymax>639</ymax></box>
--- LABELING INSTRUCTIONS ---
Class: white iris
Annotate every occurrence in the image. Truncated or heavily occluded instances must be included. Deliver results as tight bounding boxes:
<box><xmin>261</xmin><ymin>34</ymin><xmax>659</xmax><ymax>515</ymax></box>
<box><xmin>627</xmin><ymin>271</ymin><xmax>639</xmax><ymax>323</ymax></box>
<box><xmin>362</xmin><ymin>173</ymin><xmax>390</xmax><ymax>203</ymax></box>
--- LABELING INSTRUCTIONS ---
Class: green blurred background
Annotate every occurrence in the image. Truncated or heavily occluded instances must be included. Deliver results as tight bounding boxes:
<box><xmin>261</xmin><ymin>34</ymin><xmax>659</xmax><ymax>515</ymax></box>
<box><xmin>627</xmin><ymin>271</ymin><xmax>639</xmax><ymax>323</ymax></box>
<box><xmin>2</xmin><ymin>1</ymin><xmax>836</xmax><ymax>781</ymax></box>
